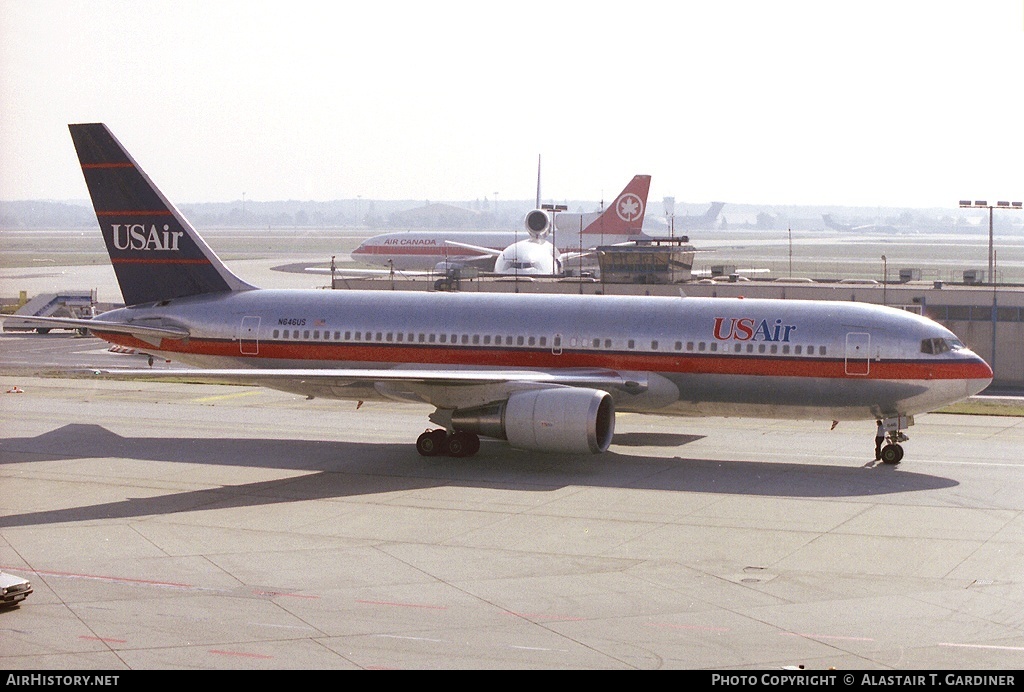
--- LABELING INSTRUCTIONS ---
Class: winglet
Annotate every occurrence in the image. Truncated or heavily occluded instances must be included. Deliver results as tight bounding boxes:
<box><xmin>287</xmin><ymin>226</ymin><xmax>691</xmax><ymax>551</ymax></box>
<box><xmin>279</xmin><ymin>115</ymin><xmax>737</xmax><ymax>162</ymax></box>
<box><xmin>68</xmin><ymin>123</ymin><xmax>255</xmax><ymax>306</ymax></box>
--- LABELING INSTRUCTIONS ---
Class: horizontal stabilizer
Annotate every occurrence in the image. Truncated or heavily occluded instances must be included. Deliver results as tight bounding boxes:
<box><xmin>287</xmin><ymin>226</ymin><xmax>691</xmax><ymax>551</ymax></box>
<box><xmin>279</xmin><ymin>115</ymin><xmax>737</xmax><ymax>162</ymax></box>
<box><xmin>0</xmin><ymin>314</ymin><xmax>189</xmax><ymax>340</ymax></box>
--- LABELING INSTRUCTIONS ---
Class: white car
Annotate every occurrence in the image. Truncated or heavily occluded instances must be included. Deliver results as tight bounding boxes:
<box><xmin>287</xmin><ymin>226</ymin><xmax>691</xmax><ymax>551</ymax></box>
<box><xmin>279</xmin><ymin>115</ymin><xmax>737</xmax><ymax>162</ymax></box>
<box><xmin>0</xmin><ymin>571</ymin><xmax>32</xmax><ymax>607</ymax></box>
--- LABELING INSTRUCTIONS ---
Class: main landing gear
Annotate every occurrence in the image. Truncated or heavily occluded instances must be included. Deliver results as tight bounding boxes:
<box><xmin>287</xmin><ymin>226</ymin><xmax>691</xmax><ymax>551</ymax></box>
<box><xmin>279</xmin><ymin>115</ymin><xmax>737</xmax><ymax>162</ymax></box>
<box><xmin>416</xmin><ymin>429</ymin><xmax>481</xmax><ymax>458</ymax></box>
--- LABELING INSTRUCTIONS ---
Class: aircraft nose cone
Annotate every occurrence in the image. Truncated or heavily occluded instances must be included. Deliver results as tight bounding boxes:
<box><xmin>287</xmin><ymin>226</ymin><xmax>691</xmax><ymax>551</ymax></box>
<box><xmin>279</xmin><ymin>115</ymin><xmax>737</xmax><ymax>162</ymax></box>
<box><xmin>965</xmin><ymin>351</ymin><xmax>994</xmax><ymax>397</ymax></box>
<box><xmin>979</xmin><ymin>355</ymin><xmax>993</xmax><ymax>379</ymax></box>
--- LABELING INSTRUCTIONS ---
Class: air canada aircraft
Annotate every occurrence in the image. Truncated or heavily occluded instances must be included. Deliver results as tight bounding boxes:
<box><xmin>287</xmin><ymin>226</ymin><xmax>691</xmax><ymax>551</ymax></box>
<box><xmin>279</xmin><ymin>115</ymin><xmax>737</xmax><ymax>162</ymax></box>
<box><xmin>319</xmin><ymin>191</ymin><xmax>614</xmax><ymax>278</ymax></box>
<box><xmin>21</xmin><ymin>124</ymin><xmax>993</xmax><ymax>463</ymax></box>
<box><xmin>440</xmin><ymin>213</ymin><xmax>564</xmax><ymax>276</ymax></box>
<box><xmin>348</xmin><ymin>174</ymin><xmax>652</xmax><ymax>274</ymax></box>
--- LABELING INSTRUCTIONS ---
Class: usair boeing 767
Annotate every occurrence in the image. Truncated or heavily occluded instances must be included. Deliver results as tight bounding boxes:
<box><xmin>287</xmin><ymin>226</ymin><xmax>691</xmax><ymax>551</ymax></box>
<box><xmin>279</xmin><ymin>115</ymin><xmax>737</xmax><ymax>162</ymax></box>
<box><xmin>18</xmin><ymin>124</ymin><xmax>993</xmax><ymax>463</ymax></box>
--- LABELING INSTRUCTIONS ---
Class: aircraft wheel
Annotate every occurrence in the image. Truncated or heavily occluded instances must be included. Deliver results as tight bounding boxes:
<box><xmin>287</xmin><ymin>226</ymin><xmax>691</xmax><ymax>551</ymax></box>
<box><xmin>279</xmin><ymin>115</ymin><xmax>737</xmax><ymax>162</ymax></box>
<box><xmin>880</xmin><ymin>444</ymin><xmax>903</xmax><ymax>464</ymax></box>
<box><xmin>447</xmin><ymin>431</ymin><xmax>480</xmax><ymax>458</ymax></box>
<box><xmin>416</xmin><ymin>429</ymin><xmax>448</xmax><ymax>457</ymax></box>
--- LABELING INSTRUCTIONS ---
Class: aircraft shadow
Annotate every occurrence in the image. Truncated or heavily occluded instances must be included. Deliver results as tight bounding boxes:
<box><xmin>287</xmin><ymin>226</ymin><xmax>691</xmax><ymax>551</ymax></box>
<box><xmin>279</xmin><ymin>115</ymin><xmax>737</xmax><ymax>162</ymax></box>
<box><xmin>611</xmin><ymin>431</ymin><xmax>705</xmax><ymax>447</ymax></box>
<box><xmin>0</xmin><ymin>424</ymin><xmax>958</xmax><ymax>528</ymax></box>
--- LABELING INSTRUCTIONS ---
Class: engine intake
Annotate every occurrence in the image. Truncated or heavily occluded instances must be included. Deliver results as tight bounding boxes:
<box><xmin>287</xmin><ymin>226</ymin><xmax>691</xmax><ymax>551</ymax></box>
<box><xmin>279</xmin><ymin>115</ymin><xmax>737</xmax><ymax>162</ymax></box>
<box><xmin>451</xmin><ymin>388</ymin><xmax>615</xmax><ymax>455</ymax></box>
<box><xmin>524</xmin><ymin>209</ymin><xmax>550</xmax><ymax>238</ymax></box>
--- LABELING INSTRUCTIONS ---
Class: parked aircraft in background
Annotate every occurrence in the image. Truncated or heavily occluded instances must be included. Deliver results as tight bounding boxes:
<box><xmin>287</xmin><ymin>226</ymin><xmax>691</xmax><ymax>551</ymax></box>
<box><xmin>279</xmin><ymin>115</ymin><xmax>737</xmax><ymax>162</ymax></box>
<box><xmin>655</xmin><ymin>200</ymin><xmax>725</xmax><ymax>234</ymax></box>
<box><xmin>441</xmin><ymin>177</ymin><xmax>656</xmax><ymax>277</ymax></box>
<box><xmin>12</xmin><ymin>124</ymin><xmax>993</xmax><ymax>464</ymax></box>
<box><xmin>683</xmin><ymin>201</ymin><xmax>725</xmax><ymax>229</ymax></box>
<box><xmin>349</xmin><ymin>175</ymin><xmax>652</xmax><ymax>274</ymax></box>
<box><xmin>822</xmin><ymin>214</ymin><xmax>899</xmax><ymax>233</ymax></box>
<box><xmin>442</xmin><ymin>208</ymin><xmax>564</xmax><ymax>276</ymax></box>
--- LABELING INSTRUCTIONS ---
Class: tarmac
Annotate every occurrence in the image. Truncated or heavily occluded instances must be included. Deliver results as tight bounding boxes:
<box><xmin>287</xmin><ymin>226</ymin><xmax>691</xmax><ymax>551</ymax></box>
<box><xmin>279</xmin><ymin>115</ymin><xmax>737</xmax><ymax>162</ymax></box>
<box><xmin>2</xmin><ymin>332</ymin><xmax>1024</xmax><ymax>669</ymax></box>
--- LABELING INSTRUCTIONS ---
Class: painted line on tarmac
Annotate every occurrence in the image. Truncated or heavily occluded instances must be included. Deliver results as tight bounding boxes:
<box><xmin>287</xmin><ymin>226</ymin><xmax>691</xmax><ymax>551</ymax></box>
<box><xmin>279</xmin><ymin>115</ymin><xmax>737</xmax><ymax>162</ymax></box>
<box><xmin>192</xmin><ymin>390</ymin><xmax>263</xmax><ymax>403</ymax></box>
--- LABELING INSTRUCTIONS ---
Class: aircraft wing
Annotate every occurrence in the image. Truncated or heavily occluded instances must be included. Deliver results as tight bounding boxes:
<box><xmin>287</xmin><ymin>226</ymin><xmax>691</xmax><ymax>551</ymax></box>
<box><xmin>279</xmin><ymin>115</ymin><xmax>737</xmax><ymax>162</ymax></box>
<box><xmin>443</xmin><ymin>240</ymin><xmax>502</xmax><ymax>259</ymax></box>
<box><xmin>304</xmin><ymin>267</ymin><xmax>436</xmax><ymax>278</ymax></box>
<box><xmin>0</xmin><ymin>314</ymin><xmax>189</xmax><ymax>341</ymax></box>
<box><xmin>560</xmin><ymin>248</ymin><xmax>599</xmax><ymax>261</ymax></box>
<box><xmin>85</xmin><ymin>366</ymin><xmax>648</xmax><ymax>395</ymax></box>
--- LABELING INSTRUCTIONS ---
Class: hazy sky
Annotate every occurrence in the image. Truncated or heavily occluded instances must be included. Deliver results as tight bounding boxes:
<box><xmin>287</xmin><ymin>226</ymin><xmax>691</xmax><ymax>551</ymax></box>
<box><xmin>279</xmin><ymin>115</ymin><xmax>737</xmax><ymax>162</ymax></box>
<box><xmin>1</xmin><ymin>1</ymin><xmax>1021</xmax><ymax>208</ymax></box>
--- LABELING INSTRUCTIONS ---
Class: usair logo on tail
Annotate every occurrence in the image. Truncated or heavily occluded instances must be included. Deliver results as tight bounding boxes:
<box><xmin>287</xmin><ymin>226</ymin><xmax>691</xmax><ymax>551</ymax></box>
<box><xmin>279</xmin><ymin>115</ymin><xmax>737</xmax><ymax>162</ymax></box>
<box><xmin>111</xmin><ymin>224</ymin><xmax>184</xmax><ymax>252</ymax></box>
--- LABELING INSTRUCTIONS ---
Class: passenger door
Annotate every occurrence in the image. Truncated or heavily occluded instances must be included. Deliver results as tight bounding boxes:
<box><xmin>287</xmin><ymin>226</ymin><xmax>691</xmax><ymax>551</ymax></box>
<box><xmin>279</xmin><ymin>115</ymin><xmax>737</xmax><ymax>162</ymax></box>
<box><xmin>239</xmin><ymin>316</ymin><xmax>260</xmax><ymax>355</ymax></box>
<box><xmin>845</xmin><ymin>331</ymin><xmax>871</xmax><ymax>375</ymax></box>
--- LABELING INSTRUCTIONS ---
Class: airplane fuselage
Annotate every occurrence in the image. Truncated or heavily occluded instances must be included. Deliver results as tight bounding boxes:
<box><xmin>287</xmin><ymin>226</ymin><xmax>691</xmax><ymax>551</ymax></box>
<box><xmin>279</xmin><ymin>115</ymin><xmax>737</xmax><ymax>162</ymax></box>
<box><xmin>94</xmin><ymin>290</ymin><xmax>991</xmax><ymax>422</ymax></box>
<box><xmin>351</xmin><ymin>230</ymin><xmax>646</xmax><ymax>272</ymax></box>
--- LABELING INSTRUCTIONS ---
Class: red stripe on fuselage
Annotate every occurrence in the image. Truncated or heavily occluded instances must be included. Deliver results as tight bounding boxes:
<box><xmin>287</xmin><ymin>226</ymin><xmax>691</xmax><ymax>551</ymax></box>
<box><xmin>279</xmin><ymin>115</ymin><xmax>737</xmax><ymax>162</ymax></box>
<box><xmin>352</xmin><ymin>245</ymin><xmax>488</xmax><ymax>257</ymax></box>
<box><xmin>81</xmin><ymin>163</ymin><xmax>134</xmax><ymax>169</ymax></box>
<box><xmin>96</xmin><ymin>210</ymin><xmax>173</xmax><ymax>216</ymax></box>
<box><xmin>92</xmin><ymin>333</ymin><xmax>992</xmax><ymax>381</ymax></box>
<box><xmin>351</xmin><ymin>244</ymin><xmax>590</xmax><ymax>258</ymax></box>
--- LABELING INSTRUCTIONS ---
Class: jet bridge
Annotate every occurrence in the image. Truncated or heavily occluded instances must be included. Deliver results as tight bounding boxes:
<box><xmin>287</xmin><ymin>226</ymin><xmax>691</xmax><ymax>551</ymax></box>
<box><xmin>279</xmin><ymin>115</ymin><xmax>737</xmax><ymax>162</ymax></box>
<box><xmin>3</xmin><ymin>290</ymin><xmax>97</xmax><ymax>333</ymax></box>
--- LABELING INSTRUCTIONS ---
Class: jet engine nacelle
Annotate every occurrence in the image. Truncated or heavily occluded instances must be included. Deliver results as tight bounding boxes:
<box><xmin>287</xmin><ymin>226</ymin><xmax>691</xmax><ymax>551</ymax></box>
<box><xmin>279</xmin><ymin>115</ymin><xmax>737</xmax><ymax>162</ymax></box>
<box><xmin>451</xmin><ymin>388</ymin><xmax>615</xmax><ymax>455</ymax></box>
<box><xmin>524</xmin><ymin>209</ymin><xmax>550</xmax><ymax>239</ymax></box>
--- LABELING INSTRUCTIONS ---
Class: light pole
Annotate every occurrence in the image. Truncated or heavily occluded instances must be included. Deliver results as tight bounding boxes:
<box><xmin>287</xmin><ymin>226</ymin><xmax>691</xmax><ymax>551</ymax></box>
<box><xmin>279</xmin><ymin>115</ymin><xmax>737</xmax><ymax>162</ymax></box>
<box><xmin>788</xmin><ymin>227</ymin><xmax>793</xmax><ymax>278</ymax></box>
<box><xmin>958</xmin><ymin>200</ymin><xmax>1023</xmax><ymax>284</ymax></box>
<box><xmin>542</xmin><ymin>203</ymin><xmax>568</xmax><ymax>276</ymax></box>
<box><xmin>881</xmin><ymin>254</ymin><xmax>887</xmax><ymax>306</ymax></box>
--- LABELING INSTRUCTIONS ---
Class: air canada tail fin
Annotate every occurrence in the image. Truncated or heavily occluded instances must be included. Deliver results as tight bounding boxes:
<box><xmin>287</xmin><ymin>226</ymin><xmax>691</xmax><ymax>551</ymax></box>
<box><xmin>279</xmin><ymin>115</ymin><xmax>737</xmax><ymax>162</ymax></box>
<box><xmin>68</xmin><ymin>123</ymin><xmax>254</xmax><ymax>306</ymax></box>
<box><xmin>581</xmin><ymin>174</ymin><xmax>651</xmax><ymax>236</ymax></box>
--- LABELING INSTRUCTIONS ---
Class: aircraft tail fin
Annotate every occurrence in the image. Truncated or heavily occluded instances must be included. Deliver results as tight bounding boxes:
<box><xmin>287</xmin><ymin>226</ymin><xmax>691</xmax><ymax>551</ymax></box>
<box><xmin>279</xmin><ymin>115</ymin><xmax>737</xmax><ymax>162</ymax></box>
<box><xmin>702</xmin><ymin>201</ymin><xmax>725</xmax><ymax>224</ymax></box>
<box><xmin>68</xmin><ymin>123</ymin><xmax>254</xmax><ymax>306</ymax></box>
<box><xmin>581</xmin><ymin>174</ymin><xmax>651</xmax><ymax>236</ymax></box>
<box><xmin>822</xmin><ymin>213</ymin><xmax>852</xmax><ymax>231</ymax></box>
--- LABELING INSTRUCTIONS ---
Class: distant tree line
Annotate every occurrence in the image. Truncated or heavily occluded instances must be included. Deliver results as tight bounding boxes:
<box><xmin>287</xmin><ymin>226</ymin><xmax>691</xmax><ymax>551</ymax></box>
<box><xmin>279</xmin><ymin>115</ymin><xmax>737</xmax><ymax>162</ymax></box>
<box><xmin>1</xmin><ymin>199</ymin><xmax>1018</xmax><ymax>234</ymax></box>
<box><xmin>0</xmin><ymin>199</ymin><xmax>526</xmax><ymax>231</ymax></box>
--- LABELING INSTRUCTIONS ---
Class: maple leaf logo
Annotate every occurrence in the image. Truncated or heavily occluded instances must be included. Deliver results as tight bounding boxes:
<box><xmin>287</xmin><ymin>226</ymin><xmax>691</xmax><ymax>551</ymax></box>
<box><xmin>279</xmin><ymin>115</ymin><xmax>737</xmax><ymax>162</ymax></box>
<box><xmin>616</xmin><ymin>193</ymin><xmax>644</xmax><ymax>222</ymax></box>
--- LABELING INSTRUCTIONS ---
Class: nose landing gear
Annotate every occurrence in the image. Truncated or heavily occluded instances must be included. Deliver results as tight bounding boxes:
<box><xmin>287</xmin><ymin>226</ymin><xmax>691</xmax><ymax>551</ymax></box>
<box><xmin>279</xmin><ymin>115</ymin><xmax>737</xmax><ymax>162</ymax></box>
<box><xmin>877</xmin><ymin>415</ymin><xmax>913</xmax><ymax>464</ymax></box>
<box><xmin>879</xmin><ymin>430</ymin><xmax>908</xmax><ymax>464</ymax></box>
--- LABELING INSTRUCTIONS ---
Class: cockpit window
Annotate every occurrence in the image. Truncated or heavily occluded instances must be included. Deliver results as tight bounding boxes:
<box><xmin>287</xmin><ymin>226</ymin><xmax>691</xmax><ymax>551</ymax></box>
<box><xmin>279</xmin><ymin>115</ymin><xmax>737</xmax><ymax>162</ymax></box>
<box><xmin>921</xmin><ymin>337</ymin><xmax>964</xmax><ymax>355</ymax></box>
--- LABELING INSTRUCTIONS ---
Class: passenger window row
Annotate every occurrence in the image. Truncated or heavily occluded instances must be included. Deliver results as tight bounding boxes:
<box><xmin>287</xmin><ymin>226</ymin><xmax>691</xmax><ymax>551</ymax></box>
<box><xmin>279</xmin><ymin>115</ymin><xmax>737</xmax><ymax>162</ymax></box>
<box><xmin>677</xmin><ymin>341</ymin><xmax>826</xmax><ymax>356</ymax></box>
<box><xmin>270</xmin><ymin>329</ymin><xmax>545</xmax><ymax>347</ymax></box>
<box><xmin>268</xmin><ymin>329</ymin><xmax>829</xmax><ymax>355</ymax></box>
